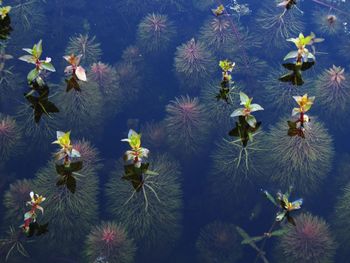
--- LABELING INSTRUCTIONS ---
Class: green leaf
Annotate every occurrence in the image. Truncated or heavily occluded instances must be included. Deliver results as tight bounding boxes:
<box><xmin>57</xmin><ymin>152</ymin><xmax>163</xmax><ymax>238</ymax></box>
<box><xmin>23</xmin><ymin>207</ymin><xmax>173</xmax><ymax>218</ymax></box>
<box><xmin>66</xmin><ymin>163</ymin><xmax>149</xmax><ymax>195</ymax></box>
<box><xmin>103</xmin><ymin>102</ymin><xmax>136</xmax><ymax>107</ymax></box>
<box><xmin>22</xmin><ymin>48</ymin><xmax>33</xmax><ymax>55</ymax></box>
<box><xmin>270</xmin><ymin>228</ymin><xmax>289</xmax><ymax>237</ymax></box>
<box><xmin>18</xmin><ymin>55</ymin><xmax>36</xmax><ymax>64</ymax></box>
<box><xmin>250</xmin><ymin>103</ymin><xmax>264</xmax><ymax>112</ymax></box>
<box><xmin>41</xmin><ymin>62</ymin><xmax>55</xmax><ymax>72</ymax></box>
<box><xmin>283</xmin><ymin>51</ymin><xmax>298</xmax><ymax>61</ymax></box>
<box><xmin>263</xmin><ymin>190</ymin><xmax>278</xmax><ymax>206</ymax></box>
<box><xmin>35</xmin><ymin>40</ymin><xmax>42</xmax><ymax>58</ymax></box>
<box><xmin>230</xmin><ymin>108</ymin><xmax>244</xmax><ymax>118</ymax></box>
<box><xmin>241</xmin><ymin>235</ymin><xmax>265</xmax><ymax>245</ymax></box>
<box><xmin>239</xmin><ymin>92</ymin><xmax>250</xmax><ymax>105</ymax></box>
<box><xmin>27</xmin><ymin>68</ymin><xmax>39</xmax><ymax>83</ymax></box>
<box><xmin>144</xmin><ymin>169</ymin><xmax>158</xmax><ymax>176</ymax></box>
<box><xmin>246</xmin><ymin>115</ymin><xmax>257</xmax><ymax>128</ymax></box>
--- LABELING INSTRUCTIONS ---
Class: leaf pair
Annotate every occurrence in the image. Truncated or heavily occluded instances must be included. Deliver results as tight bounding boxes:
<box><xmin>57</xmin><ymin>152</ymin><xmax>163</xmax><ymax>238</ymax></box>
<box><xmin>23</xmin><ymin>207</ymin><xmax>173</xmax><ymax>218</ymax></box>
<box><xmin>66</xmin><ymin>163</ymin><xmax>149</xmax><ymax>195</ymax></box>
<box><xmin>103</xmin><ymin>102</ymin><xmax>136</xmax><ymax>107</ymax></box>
<box><xmin>279</xmin><ymin>62</ymin><xmax>314</xmax><ymax>86</ymax></box>
<box><xmin>229</xmin><ymin>116</ymin><xmax>261</xmax><ymax>147</ymax></box>
<box><xmin>55</xmin><ymin>161</ymin><xmax>83</xmax><ymax>193</ymax></box>
<box><xmin>25</xmin><ymin>222</ymin><xmax>49</xmax><ymax>238</ymax></box>
<box><xmin>24</xmin><ymin>82</ymin><xmax>59</xmax><ymax>123</ymax></box>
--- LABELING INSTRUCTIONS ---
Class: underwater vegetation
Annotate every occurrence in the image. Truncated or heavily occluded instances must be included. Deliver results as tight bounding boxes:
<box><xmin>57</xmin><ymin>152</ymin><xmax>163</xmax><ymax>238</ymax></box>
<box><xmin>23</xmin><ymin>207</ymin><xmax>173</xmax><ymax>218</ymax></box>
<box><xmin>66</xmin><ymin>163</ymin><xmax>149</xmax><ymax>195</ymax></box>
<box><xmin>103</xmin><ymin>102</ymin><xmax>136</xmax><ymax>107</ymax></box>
<box><xmin>72</xmin><ymin>139</ymin><xmax>100</xmax><ymax>169</ymax></box>
<box><xmin>0</xmin><ymin>113</ymin><xmax>22</xmax><ymax>163</ymax></box>
<box><xmin>264</xmin><ymin>118</ymin><xmax>334</xmax><ymax>194</ymax></box>
<box><xmin>174</xmin><ymin>38</ymin><xmax>215</xmax><ymax>89</ymax></box>
<box><xmin>261</xmin><ymin>65</ymin><xmax>311</xmax><ymax>117</ymax></box>
<box><xmin>314</xmin><ymin>65</ymin><xmax>350</xmax><ymax>121</ymax></box>
<box><xmin>121</xmin><ymin>45</ymin><xmax>144</xmax><ymax>65</ymax></box>
<box><xmin>311</xmin><ymin>9</ymin><xmax>343</xmax><ymax>36</ymax></box>
<box><xmin>255</xmin><ymin>1</ymin><xmax>304</xmax><ymax>49</ymax></box>
<box><xmin>196</xmin><ymin>221</ymin><xmax>243</xmax><ymax>263</ymax></box>
<box><xmin>33</xmin><ymin>161</ymin><xmax>99</xmax><ymax>256</ymax></box>
<box><xmin>3</xmin><ymin>179</ymin><xmax>33</xmax><ymax>225</ymax></box>
<box><xmin>140</xmin><ymin>121</ymin><xmax>167</xmax><ymax>151</ymax></box>
<box><xmin>54</xmin><ymin>80</ymin><xmax>103</xmax><ymax>137</ymax></box>
<box><xmin>84</xmin><ymin>221</ymin><xmax>136</xmax><ymax>263</ymax></box>
<box><xmin>106</xmin><ymin>154</ymin><xmax>182</xmax><ymax>252</ymax></box>
<box><xmin>164</xmin><ymin>95</ymin><xmax>209</xmax><ymax>155</ymax></box>
<box><xmin>65</xmin><ymin>34</ymin><xmax>102</xmax><ymax>67</ymax></box>
<box><xmin>200</xmin><ymin>81</ymin><xmax>238</xmax><ymax>130</ymax></box>
<box><xmin>88</xmin><ymin>62</ymin><xmax>123</xmax><ymax>118</ymax></box>
<box><xmin>199</xmin><ymin>16</ymin><xmax>236</xmax><ymax>54</ymax></box>
<box><xmin>115</xmin><ymin>61</ymin><xmax>142</xmax><ymax>105</ymax></box>
<box><xmin>15</xmin><ymin>100</ymin><xmax>58</xmax><ymax>151</ymax></box>
<box><xmin>209</xmin><ymin>132</ymin><xmax>265</xmax><ymax>204</ymax></box>
<box><xmin>0</xmin><ymin>0</ymin><xmax>350</xmax><ymax>262</ymax></box>
<box><xmin>137</xmin><ymin>13</ymin><xmax>176</xmax><ymax>53</ymax></box>
<box><xmin>0</xmin><ymin>225</ymin><xmax>31</xmax><ymax>262</ymax></box>
<box><xmin>9</xmin><ymin>0</ymin><xmax>46</xmax><ymax>50</ymax></box>
<box><xmin>276</xmin><ymin>213</ymin><xmax>336</xmax><ymax>263</ymax></box>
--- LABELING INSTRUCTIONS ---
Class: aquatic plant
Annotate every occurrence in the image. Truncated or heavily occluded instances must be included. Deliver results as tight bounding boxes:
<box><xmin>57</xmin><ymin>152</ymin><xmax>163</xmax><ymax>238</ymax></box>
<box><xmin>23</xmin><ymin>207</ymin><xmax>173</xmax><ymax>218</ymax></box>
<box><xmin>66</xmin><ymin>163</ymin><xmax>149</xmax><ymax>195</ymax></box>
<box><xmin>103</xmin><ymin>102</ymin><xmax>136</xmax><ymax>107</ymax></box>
<box><xmin>137</xmin><ymin>13</ymin><xmax>176</xmax><ymax>53</ymax></box>
<box><xmin>209</xmin><ymin>132</ymin><xmax>265</xmax><ymax>200</ymax></box>
<box><xmin>264</xmin><ymin>118</ymin><xmax>334</xmax><ymax>194</ymax></box>
<box><xmin>106</xmin><ymin>154</ymin><xmax>182</xmax><ymax>251</ymax></box>
<box><xmin>18</xmin><ymin>40</ymin><xmax>56</xmax><ymax>85</ymax></box>
<box><xmin>164</xmin><ymin>95</ymin><xmax>209</xmax><ymax>155</ymax></box>
<box><xmin>261</xmin><ymin>66</ymin><xmax>311</xmax><ymax>117</ymax></box>
<box><xmin>0</xmin><ymin>226</ymin><xmax>30</xmax><ymax>262</ymax></box>
<box><xmin>234</xmin><ymin>56</ymin><xmax>268</xmax><ymax>81</ymax></box>
<box><xmin>63</xmin><ymin>53</ymin><xmax>87</xmax><ymax>92</ymax></box>
<box><xmin>65</xmin><ymin>34</ymin><xmax>102</xmax><ymax>67</ymax></box>
<box><xmin>3</xmin><ymin>179</ymin><xmax>33</xmax><ymax>224</ymax></box>
<box><xmin>314</xmin><ymin>65</ymin><xmax>350</xmax><ymax>118</ymax></box>
<box><xmin>10</xmin><ymin>0</ymin><xmax>45</xmax><ymax>40</ymax></box>
<box><xmin>255</xmin><ymin>1</ymin><xmax>304</xmax><ymax>48</ymax></box>
<box><xmin>277</xmin><ymin>213</ymin><xmax>336</xmax><ymax>263</ymax></box>
<box><xmin>199</xmin><ymin>17</ymin><xmax>260</xmax><ymax>56</ymax></box>
<box><xmin>312</xmin><ymin>9</ymin><xmax>343</xmax><ymax>36</ymax></box>
<box><xmin>174</xmin><ymin>38</ymin><xmax>215</xmax><ymax>88</ymax></box>
<box><xmin>199</xmin><ymin>17</ymin><xmax>235</xmax><ymax>53</ymax></box>
<box><xmin>0</xmin><ymin>113</ymin><xmax>22</xmax><ymax>163</ymax></box>
<box><xmin>88</xmin><ymin>62</ymin><xmax>122</xmax><ymax>117</ymax></box>
<box><xmin>72</xmin><ymin>139</ymin><xmax>100</xmax><ymax>169</ymax></box>
<box><xmin>200</xmin><ymin>81</ymin><xmax>238</xmax><ymax>130</ymax></box>
<box><xmin>113</xmin><ymin>0</ymin><xmax>185</xmax><ymax>17</ymax></box>
<box><xmin>115</xmin><ymin>62</ymin><xmax>141</xmax><ymax>104</ymax></box>
<box><xmin>15</xmin><ymin>101</ymin><xmax>58</xmax><ymax>151</ymax></box>
<box><xmin>121</xmin><ymin>45</ymin><xmax>144</xmax><ymax>65</ymax></box>
<box><xmin>140</xmin><ymin>121</ymin><xmax>167</xmax><ymax>151</ymax></box>
<box><xmin>33</xmin><ymin>161</ymin><xmax>99</xmax><ymax>256</ymax></box>
<box><xmin>89</xmin><ymin>62</ymin><xmax>118</xmax><ymax>94</ymax></box>
<box><xmin>54</xmin><ymin>80</ymin><xmax>103</xmax><ymax>137</ymax></box>
<box><xmin>196</xmin><ymin>221</ymin><xmax>243</xmax><ymax>263</ymax></box>
<box><xmin>84</xmin><ymin>221</ymin><xmax>136</xmax><ymax>263</ymax></box>
<box><xmin>230</xmin><ymin>92</ymin><xmax>264</xmax><ymax>128</ymax></box>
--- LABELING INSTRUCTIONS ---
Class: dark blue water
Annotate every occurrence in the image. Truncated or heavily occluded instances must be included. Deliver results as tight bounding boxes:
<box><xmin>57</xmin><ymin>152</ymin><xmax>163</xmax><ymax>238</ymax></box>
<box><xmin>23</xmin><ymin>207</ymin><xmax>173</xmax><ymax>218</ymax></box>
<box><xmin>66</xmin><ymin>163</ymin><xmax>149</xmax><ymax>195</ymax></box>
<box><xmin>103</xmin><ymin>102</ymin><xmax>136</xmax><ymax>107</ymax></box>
<box><xmin>0</xmin><ymin>0</ymin><xmax>350</xmax><ymax>262</ymax></box>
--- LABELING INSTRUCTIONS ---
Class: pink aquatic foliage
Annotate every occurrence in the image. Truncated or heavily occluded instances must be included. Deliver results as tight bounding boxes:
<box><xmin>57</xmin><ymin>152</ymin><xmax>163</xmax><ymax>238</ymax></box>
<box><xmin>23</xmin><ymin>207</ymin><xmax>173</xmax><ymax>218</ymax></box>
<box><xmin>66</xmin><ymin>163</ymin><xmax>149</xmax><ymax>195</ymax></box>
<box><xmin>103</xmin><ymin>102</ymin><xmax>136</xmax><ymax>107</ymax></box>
<box><xmin>85</xmin><ymin>222</ymin><xmax>136</xmax><ymax>263</ymax></box>
<box><xmin>315</xmin><ymin>65</ymin><xmax>350</xmax><ymax>113</ymax></box>
<box><xmin>72</xmin><ymin>140</ymin><xmax>100</xmax><ymax>168</ymax></box>
<box><xmin>174</xmin><ymin>38</ymin><xmax>215</xmax><ymax>86</ymax></box>
<box><xmin>137</xmin><ymin>13</ymin><xmax>176</xmax><ymax>52</ymax></box>
<box><xmin>165</xmin><ymin>96</ymin><xmax>209</xmax><ymax>154</ymax></box>
<box><xmin>279</xmin><ymin>213</ymin><xmax>336</xmax><ymax>263</ymax></box>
